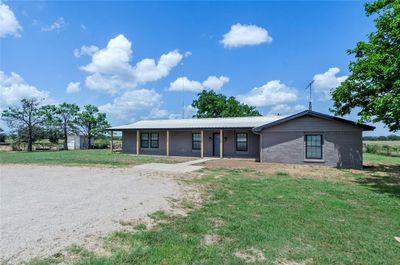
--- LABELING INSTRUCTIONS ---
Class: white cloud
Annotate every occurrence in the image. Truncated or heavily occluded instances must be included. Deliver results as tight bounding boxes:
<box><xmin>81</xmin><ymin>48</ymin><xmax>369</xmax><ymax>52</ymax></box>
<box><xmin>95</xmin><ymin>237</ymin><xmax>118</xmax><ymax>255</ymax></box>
<box><xmin>79</xmin><ymin>34</ymin><xmax>183</xmax><ymax>93</ymax></box>
<box><xmin>237</xmin><ymin>80</ymin><xmax>298</xmax><ymax>107</ymax></box>
<box><xmin>169</xmin><ymin>75</ymin><xmax>229</xmax><ymax>92</ymax></box>
<box><xmin>184</xmin><ymin>104</ymin><xmax>198</xmax><ymax>118</ymax></box>
<box><xmin>313</xmin><ymin>67</ymin><xmax>348</xmax><ymax>100</ymax></box>
<box><xmin>66</xmin><ymin>82</ymin><xmax>80</xmax><ymax>93</ymax></box>
<box><xmin>133</xmin><ymin>50</ymin><xmax>183</xmax><ymax>83</ymax></box>
<box><xmin>74</xmin><ymin>45</ymin><xmax>99</xmax><ymax>58</ymax></box>
<box><xmin>269</xmin><ymin>104</ymin><xmax>292</xmax><ymax>115</ymax></box>
<box><xmin>0</xmin><ymin>2</ymin><xmax>22</xmax><ymax>38</ymax></box>
<box><xmin>202</xmin><ymin>76</ymin><xmax>229</xmax><ymax>90</ymax></box>
<box><xmin>0</xmin><ymin>71</ymin><xmax>49</xmax><ymax>109</ymax></box>
<box><xmin>184</xmin><ymin>51</ymin><xmax>192</xmax><ymax>57</ymax></box>
<box><xmin>221</xmin><ymin>23</ymin><xmax>272</xmax><ymax>48</ymax></box>
<box><xmin>294</xmin><ymin>104</ymin><xmax>307</xmax><ymax>112</ymax></box>
<box><xmin>99</xmin><ymin>89</ymin><xmax>161</xmax><ymax>121</ymax></box>
<box><xmin>168</xmin><ymin>76</ymin><xmax>203</xmax><ymax>92</ymax></box>
<box><xmin>41</xmin><ymin>17</ymin><xmax>65</xmax><ymax>32</ymax></box>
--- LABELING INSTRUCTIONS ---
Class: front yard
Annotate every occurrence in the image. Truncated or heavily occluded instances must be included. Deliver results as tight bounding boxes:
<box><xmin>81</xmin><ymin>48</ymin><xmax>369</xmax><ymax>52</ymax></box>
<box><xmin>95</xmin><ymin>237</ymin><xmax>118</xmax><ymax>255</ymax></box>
<box><xmin>0</xmin><ymin>149</ymin><xmax>191</xmax><ymax>167</ymax></box>
<box><xmin>20</xmin><ymin>153</ymin><xmax>399</xmax><ymax>265</ymax></box>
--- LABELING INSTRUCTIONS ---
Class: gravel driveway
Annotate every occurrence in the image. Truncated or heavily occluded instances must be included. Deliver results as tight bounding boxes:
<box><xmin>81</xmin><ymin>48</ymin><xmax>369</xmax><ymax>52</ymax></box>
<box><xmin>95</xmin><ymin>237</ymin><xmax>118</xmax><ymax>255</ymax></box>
<box><xmin>0</xmin><ymin>164</ymin><xmax>189</xmax><ymax>264</ymax></box>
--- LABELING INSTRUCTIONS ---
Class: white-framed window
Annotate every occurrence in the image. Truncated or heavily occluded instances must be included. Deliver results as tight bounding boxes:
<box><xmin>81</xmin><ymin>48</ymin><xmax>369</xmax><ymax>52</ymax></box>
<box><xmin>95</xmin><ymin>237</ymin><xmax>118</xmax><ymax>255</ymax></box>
<box><xmin>192</xmin><ymin>133</ymin><xmax>201</xmax><ymax>150</ymax></box>
<box><xmin>236</xmin><ymin>133</ymin><xmax>248</xmax><ymax>152</ymax></box>
<box><xmin>305</xmin><ymin>134</ymin><xmax>323</xmax><ymax>159</ymax></box>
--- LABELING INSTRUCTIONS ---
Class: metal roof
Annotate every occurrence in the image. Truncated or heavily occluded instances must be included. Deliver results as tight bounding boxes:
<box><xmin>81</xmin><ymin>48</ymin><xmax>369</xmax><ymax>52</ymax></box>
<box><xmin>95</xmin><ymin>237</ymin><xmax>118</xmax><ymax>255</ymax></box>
<box><xmin>252</xmin><ymin>110</ymin><xmax>375</xmax><ymax>132</ymax></box>
<box><xmin>109</xmin><ymin>115</ymin><xmax>285</xmax><ymax>130</ymax></box>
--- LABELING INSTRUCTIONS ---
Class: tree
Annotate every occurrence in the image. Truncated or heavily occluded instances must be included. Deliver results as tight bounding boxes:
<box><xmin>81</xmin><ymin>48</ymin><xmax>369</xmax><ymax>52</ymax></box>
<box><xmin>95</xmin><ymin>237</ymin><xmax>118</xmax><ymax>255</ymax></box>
<box><xmin>0</xmin><ymin>128</ymin><xmax>6</xmax><ymax>142</ymax></box>
<box><xmin>46</xmin><ymin>103</ymin><xmax>80</xmax><ymax>150</ymax></box>
<box><xmin>331</xmin><ymin>0</ymin><xmax>400</xmax><ymax>131</ymax></box>
<box><xmin>77</xmin><ymin>105</ymin><xmax>110</xmax><ymax>148</ymax></box>
<box><xmin>191</xmin><ymin>90</ymin><xmax>261</xmax><ymax>118</ymax></box>
<box><xmin>1</xmin><ymin>98</ymin><xmax>48</xmax><ymax>151</ymax></box>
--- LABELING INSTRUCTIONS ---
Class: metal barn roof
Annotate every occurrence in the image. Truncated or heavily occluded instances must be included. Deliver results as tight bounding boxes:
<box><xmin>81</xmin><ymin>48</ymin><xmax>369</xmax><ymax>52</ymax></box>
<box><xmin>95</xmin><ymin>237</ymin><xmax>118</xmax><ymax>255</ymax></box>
<box><xmin>109</xmin><ymin>115</ymin><xmax>285</xmax><ymax>130</ymax></box>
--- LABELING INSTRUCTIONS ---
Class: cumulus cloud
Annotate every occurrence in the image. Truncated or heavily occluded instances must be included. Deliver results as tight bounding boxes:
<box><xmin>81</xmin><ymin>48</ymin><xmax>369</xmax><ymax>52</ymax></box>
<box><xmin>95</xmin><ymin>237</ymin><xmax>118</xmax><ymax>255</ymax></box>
<box><xmin>79</xmin><ymin>34</ymin><xmax>183</xmax><ymax>93</ymax></box>
<box><xmin>0</xmin><ymin>71</ymin><xmax>49</xmax><ymax>109</ymax></box>
<box><xmin>313</xmin><ymin>67</ymin><xmax>347</xmax><ymax>100</ymax></box>
<box><xmin>237</xmin><ymin>80</ymin><xmax>298</xmax><ymax>107</ymax></box>
<box><xmin>168</xmin><ymin>76</ymin><xmax>203</xmax><ymax>92</ymax></box>
<box><xmin>202</xmin><ymin>76</ymin><xmax>230</xmax><ymax>90</ymax></box>
<box><xmin>268</xmin><ymin>104</ymin><xmax>307</xmax><ymax>115</ymax></box>
<box><xmin>99</xmin><ymin>89</ymin><xmax>161</xmax><ymax>121</ymax></box>
<box><xmin>41</xmin><ymin>17</ymin><xmax>65</xmax><ymax>32</ymax></box>
<box><xmin>133</xmin><ymin>50</ymin><xmax>183</xmax><ymax>83</ymax></box>
<box><xmin>74</xmin><ymin>45</ymin><xmax>99</xmax><ymax>58</ymax></box>
<box><xmin>0</xmin><ymin>2</ymin><xmax>22</xmax><ymax>38</ymax></box>
<box><xmin>294</xmin><ymin>104</ymin><xmax>307</xmax><ymax>112</ymax></box>
<box><xmin>169</xmin><ymin>75</ymin><xmax>229</xmax><ymax>92</ymax></box>
<box><xmin>66</xmin><ymin>82</ymin><xmax>80</xmax><ymax>93</ymax></box>
<box><xmin>221</xmin><ymin>23</ymin><xmax>272</xmax><ymax>48</ymax></box>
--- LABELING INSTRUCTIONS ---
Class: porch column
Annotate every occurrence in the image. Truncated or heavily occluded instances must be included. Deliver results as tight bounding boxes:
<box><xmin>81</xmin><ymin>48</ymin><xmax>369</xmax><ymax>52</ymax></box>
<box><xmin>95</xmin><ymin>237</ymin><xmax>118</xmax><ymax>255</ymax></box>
<box><xmin>136</xmin><ymin>130</ymin><xmax>140</xmax><ymax>155</ymax></box>
<box><xmin>110</xmin><ymin>130</ymin><xmax>114</xmax><ymax>153</ymax></box>
<box><xmin>166</xmin><ymin>130</ymin><xmax>170</xmax><ymax>157</ymax></box>
<box><xmin>201</xmin><ymin>130</ymin><xmax>204</xmax><ymax>158</ymax></box>
<box><xmin>219</xmin><ymin>129</ymin><xmax>223</xmax><ymax>159</ymax></box>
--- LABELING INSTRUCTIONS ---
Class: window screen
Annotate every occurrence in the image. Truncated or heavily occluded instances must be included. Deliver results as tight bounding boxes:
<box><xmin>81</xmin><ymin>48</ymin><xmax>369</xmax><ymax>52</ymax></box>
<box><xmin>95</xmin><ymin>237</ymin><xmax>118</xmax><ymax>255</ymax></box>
<box><xmin>140</xmin><ymin>133</ymin><xmax>149</xmax><ymax>148</ymax></box>
<box><xmin>236</xmin><ymin>133</ymin><xmax>248</xmax><ymax>151</ymax></box>
<box><xmin>150</xmin><ymin>133</ymin><xmax>159</xmax><ymax>148</ymax></box>
<box><xmin>192</xmin><ymin>133</ymin><xmax>201</xmax><ymax>150</ymax></box>
<box><xmin>305</xmin><ymin>135</ymin><xmax>323</xmax><ymax>159</ymax></box>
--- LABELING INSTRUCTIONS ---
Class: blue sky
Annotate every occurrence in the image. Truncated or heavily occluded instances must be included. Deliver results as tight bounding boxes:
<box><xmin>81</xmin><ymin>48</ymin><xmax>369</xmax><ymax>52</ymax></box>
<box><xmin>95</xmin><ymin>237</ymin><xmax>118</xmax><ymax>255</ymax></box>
<box><xmin>0</xmin><ymin>0</ymin><xmax>394</xmax><ymax>136</ymax></box>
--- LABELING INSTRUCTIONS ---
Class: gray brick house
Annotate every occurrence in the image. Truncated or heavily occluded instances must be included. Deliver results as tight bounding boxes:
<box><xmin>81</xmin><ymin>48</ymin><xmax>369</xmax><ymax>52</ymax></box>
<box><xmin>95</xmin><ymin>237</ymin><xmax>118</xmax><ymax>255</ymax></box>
<box><xmin>109</xmin><ymin>110</ymin><xmax>374</xmax><ymax>169</ymax></box>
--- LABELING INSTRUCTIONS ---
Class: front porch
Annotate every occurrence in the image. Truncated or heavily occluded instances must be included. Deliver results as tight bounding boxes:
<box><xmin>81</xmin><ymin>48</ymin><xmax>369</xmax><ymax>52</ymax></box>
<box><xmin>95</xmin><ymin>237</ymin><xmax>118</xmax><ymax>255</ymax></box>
<box><xmin>109</xmin><ymin>129</ymin><xmax>260</xmax><ymax>160</ymax></box>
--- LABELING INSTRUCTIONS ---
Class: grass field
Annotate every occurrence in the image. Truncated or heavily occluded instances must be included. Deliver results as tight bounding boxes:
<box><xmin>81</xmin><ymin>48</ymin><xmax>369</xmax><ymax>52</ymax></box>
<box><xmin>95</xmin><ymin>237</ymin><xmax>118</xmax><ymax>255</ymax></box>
<box><xmin>363</xmin><ymin>140</ymin><xmax>400</xmax><ymax>157</ymax></box>
<box><xmin>25</xmin><ymin>152</ymin><xmax>400</xmax><ymax>265</ymax></box>
<box><xmin>0</xmin><ymin>150</ymin><xmax>189</xmax><ymax>167</ymax></box>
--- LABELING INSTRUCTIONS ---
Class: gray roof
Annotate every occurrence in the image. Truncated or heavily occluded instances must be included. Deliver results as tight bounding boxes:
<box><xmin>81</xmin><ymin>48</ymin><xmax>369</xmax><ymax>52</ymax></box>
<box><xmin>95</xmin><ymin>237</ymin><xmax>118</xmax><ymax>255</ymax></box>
<box><xmin>252</xmin><ymin>110</ymin><xmax>375</xmax><ymax>132</ymax></box>
<box><xmin>109</xmin><ymin>110</ymin><xmax>375</xmax><ymax>131</ymax></box>
<box><xmin>109</xmin><ymin>115</ymin><xmax>285</xmax><ymax>130</ymax></box>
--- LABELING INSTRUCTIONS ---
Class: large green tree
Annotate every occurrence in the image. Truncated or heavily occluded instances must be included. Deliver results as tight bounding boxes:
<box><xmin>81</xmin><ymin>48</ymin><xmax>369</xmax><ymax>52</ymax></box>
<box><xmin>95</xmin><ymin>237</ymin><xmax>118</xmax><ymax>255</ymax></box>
<box><xmin>46</xmin><ymin>103</ymin><xmax>80</xmax><ymax>150</ymax></box>
<box><xmin>77</xmin><ymin>105</ymin><xmax>110</xmax><ymax>148</ymax></box>
<box><xmin>1</xmin><ymin>98</ymin><xmax>48</xmax><ymax>151</ymax></box>
<box><xmin>331</xmin><ymin>0</ymin><xmax>400</xmax><ymax>131</ymax></box>
<box><xmin>191</xmin><ymin>90</ymin><xmax>261</xmax><ymax>118</ymax></box>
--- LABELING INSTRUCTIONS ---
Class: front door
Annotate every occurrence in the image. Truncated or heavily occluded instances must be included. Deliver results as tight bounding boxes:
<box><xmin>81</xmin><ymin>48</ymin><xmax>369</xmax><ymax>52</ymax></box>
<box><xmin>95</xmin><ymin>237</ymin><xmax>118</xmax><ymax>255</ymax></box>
<box><xmin>213</xmin><ymin>133</ymin><xmax>220</xmax><ymax>157</ymax></box>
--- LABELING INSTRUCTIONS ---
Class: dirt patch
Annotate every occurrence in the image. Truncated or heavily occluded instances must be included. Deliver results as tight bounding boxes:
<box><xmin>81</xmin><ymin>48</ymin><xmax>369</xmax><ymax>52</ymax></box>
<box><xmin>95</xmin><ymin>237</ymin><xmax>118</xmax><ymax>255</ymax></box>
<box><xmin>209</xmin><ymin>217</ymin><xmax>225</xmax><ymax>228</ymax></box>
<box><xmin>234</xmin><ymin>247</ymin><xmax>266</xmax><ymax>263</ymax></box>
<box><xmin>0</xmin><ymin>164</ymin><xmax>200</xmax><ymax>264</ymax></box>
<box><xmin>203</xmin><ymin>234</ymin><xmax>222</xmax><ymax>245</ymax></box>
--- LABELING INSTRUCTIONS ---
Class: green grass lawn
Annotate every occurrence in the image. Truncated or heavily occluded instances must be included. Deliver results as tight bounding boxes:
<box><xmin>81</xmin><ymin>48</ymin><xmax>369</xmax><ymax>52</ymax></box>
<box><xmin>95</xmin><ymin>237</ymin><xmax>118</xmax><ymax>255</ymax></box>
<box><xmin>364</xmin><ymin>152</ymin><xmax>400</xmax><ymax>165</ymax></box>
<box><xmin>27</xmin><ymin>155</ymin><xmax>400</xmax><ymax>265</ymax></box>
<box><xmin>0</xmin><ymin>149</ymin><xmax>188</xmax><ymax>167</ymax></box>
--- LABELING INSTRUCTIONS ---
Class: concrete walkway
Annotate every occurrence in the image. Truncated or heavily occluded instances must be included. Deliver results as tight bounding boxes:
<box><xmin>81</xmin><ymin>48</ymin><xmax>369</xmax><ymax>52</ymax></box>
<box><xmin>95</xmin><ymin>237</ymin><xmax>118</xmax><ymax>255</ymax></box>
<box><xmin>133</xmin><ymin>157</ymin><xmax>215</xmax><ymax>173</ymax></box>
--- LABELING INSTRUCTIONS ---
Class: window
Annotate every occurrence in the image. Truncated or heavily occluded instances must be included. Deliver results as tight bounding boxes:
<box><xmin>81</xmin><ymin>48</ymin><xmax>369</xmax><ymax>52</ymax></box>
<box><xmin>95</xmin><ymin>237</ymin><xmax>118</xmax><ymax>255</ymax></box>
<box><xmin>150</xmin><ymin>133</ymin><xmax>159</xmax><ymax>148</ymax></box>
<box><xmin>305</xmin><ymin>134</ymin><xmax>323</xmax><ymax>159</ymax></box>
<box><xmin>140</xmin><ymin>133</ymin><xmax>149</xmax><ymax>148</ymax></box>
<box><xmin>236</xmin><ymin>133</ymin><xmax>248</xmax><ymax>151</ymax></box>
<box><xmin>192</xmin><ymin>133</ymin><xmax>201</xmax><ymax>150</ymax></box>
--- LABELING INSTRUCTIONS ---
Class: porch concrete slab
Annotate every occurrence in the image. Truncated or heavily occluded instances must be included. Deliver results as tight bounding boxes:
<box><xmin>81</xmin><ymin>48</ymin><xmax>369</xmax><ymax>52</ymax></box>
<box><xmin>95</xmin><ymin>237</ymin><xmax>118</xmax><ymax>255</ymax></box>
<box><xmin>133</xmin><ymin>158</ymin><xmax>216</xmax><ymax>173</ymax></box>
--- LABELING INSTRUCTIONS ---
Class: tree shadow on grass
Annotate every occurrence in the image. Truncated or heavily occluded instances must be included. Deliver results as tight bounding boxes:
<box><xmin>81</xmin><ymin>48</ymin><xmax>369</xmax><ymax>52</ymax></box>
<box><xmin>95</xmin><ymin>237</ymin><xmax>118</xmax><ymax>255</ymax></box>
<box><xmin>355</xmin><ymin>164</ymin><xmax>400</xmax><ymax>198</ymax></box>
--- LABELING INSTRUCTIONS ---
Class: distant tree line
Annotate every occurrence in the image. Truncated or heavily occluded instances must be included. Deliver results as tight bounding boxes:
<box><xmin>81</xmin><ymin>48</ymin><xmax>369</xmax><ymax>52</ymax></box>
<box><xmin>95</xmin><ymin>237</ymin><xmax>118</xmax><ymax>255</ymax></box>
<box><xmin>1</xmin><ymin>98</ymin><xmax>110</xmax><ymax>151</ymax></box>
<box><xmin>363</xmin><ymin>135</ymin><xmax>400</xmax><ymax>141</ymax></box>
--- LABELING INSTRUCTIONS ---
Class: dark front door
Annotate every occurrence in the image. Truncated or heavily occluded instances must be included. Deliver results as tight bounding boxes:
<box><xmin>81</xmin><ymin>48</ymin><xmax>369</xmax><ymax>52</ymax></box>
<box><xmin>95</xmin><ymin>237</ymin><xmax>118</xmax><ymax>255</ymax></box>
<box><xmin>213</xmin><ymin>133</ymin><xmax>220</xmax><ymax>157</ymax></box>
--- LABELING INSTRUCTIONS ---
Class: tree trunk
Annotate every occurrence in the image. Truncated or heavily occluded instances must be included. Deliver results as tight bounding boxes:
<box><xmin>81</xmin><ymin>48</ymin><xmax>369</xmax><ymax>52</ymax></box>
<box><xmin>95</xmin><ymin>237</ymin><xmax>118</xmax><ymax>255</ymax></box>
<box><xmin>27</xmin><ymin>127</ymin><xmax>33</xmax><ymax>152</ymax></box>
<box><xmin>63</xmin><ymin>124</ymin><xmax>68</xmax><ymax>150</ymax></box>
<box><xmin>88</xmin><ymin>134</ymin><xmax>92</xmax><ymax>149</ymax></box>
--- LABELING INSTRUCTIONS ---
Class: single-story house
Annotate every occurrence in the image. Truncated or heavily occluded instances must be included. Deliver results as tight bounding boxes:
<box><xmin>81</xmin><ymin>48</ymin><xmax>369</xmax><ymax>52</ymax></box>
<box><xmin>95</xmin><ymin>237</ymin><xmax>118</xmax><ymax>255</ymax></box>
<box><xmin>108</xmin><ymin>110</ymin><xmax>375</xmax><ymax>169</ymax></box>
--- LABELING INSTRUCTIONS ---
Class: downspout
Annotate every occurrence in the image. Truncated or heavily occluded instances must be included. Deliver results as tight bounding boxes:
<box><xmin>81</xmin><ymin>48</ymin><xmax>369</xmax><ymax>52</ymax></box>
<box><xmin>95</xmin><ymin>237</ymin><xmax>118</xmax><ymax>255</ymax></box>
<box><xmin>252</xmin><ymin>127</ymin><xmax>262</xmax><ymax>163</ymax></box>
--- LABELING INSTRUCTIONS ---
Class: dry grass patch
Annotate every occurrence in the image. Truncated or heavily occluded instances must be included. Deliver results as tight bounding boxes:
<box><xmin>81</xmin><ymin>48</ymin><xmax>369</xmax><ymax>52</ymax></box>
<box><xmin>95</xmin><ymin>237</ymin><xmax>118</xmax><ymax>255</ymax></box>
<box><xmin>234</xmin><ymin>247</ymin><xmax>266</xmax><ymax>263</ymax></box>
<box><xmin>202</xmin><ymin>234</ymin><xmax>222</xmax><ymax>245</ymax></box>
